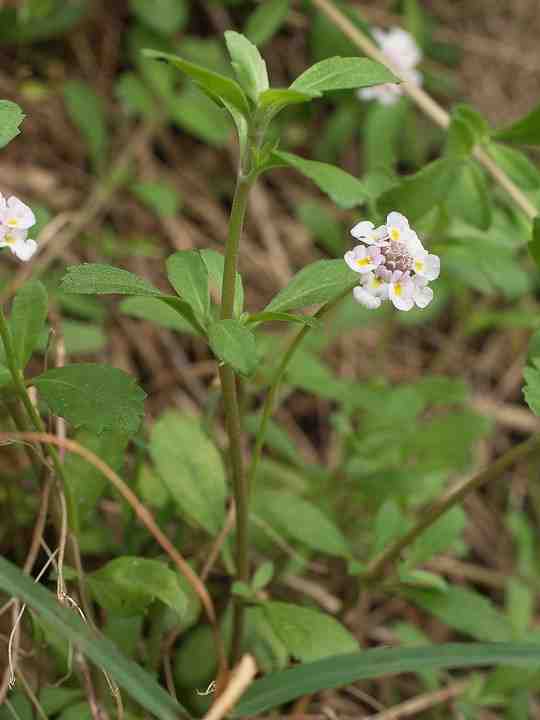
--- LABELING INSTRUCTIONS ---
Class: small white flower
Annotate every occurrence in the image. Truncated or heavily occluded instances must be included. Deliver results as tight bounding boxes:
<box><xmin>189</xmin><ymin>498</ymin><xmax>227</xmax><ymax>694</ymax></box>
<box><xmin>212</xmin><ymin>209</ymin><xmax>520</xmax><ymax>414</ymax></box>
<box><xmin>0</xmin><ymin>227</ymin><xmax>38</xmax><ymax>261</ymax></box>
<box><xmin>412</xmin><ymin>251</ymin><xmax>440</xmax><ymax>281</ymax></box>
<box><xmin>413</xmin><ymin>276</ymin><xmax>434</xmax><ymax>308</ymax></box>
<box><xmin>357</xmin><ymin>26</ymin><xmax>422</xmax><ymax>106</ymax></box>
<box><xmin>1</xmin><ymin>195</ymin><xmax>36</xmax><ymax>230</ymax></box>
<box><xmin>344</xmin><ymin>244</ymin><xmax>383</xmax><ymax>274</ymax></box>
<box><xmin>388</xmin><ymin>270</ymin><xmax>414</xmax><ymax>311</ymax></box>
<box><xmin>353</xmin><ymin>285</ymin><xmax>381</xmax><ymax>309</ymax></box>
<box><xmin>352</xmin><ymin>271</ymin><xmax>389</xmax><ymax>309</ymax></box>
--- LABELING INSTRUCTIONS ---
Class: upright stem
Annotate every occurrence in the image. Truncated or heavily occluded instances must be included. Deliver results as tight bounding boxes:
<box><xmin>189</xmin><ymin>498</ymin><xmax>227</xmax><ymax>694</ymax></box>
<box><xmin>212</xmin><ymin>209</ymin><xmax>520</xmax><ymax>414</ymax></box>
<box><xmin>220</xmin><ymin>173</ymin><xmax>253</xmax><ymax>663</ymax></box>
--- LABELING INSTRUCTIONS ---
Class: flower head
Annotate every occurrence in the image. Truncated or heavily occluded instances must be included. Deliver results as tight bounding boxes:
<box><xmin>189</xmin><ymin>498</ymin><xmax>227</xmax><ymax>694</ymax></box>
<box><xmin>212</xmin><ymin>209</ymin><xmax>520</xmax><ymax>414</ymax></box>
<box><xmin>345</xmin><ymin>211</ymin><xmax>439</xmax><ymax>312</ymax></box>
<box><xmin>357</xmin><ymin>26</ymin><xmax>422</xmax><ymax>106</ymax></box>
<box><xmin>0</xmin><ymin>193</ymin><xmax>37</xmax><ymax>262</ymax></box>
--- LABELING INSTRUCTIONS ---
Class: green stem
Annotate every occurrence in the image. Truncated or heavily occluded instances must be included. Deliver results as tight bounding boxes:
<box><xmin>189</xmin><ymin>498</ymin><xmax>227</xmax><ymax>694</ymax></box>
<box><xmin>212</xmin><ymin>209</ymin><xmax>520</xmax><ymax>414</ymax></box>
<box><xmin>247</xmin><ymin>286</ymin><xmax>354</xmax><ymax>495</ymax></box>
<box><xmin>220</xmin><ymin>173</ymin><xmax>253</xmax><ymax>664</ymax></box>
<box><xmin>364</xmin><ymin>433</ymin><xmax>540</xmax><ymax>583</ymax></box>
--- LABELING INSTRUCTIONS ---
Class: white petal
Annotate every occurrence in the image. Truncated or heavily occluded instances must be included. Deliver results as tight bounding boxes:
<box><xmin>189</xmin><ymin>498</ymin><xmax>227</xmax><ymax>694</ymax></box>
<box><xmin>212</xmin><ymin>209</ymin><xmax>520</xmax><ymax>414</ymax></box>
<box><xmin>414</xmin><ymin>283</ymin><xmax>433</xmax><ymax>308</ymax></box>
<box><xmin>350</xmin><ymin>221</ymin><xmax>375</xmax><ymax>240</ymax></box>
<box><xmin>353</xmin><ymin>285</ymin><xmax>381</xmax><ymax>309</ymax></box>
<box><xmin>389</xmin><ymin>281</ymin><xmax>414</xmax><ymax>311</ymax></box>
<box><xmin>13</xmin><ymin>238</ymin><xmax>37</xmax><ymax>261</ymax></box>
<box><xmin>386</xmin><ymin>212</ymin><xmax>409</xmax><ymax>231</ymax></box>
<box><xmin>4</xmin><ymin>196</ymin><xmax>36</xmax><ymax>230</ymax></box>
<box><xmin>405</xmin><ymin>230</ymin><xmax>426</xmax><ymax>255</ymax></box>
<box><xmin>424</xmin><ymin>254</ymin><xmax>440</xmax><ymax>281</ymax></box>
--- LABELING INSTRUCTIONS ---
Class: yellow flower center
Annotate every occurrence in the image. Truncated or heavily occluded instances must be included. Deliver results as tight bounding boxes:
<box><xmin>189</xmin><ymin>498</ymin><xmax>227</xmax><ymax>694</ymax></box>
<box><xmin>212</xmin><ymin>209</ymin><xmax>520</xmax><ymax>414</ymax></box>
<box><xmin>389</xmin><ymin>227</ymin><xmax>400</xmax><ymax>242</ymax></box>
<box><xmin>356</xmin><ymin>257</ymin><xmax>371</xmax><ymax>268</ymax></box>
<box><xmin>414</xmin><ymin>260</ymin><xmax>424</xmax><ymax>272</ymax></box>
<box><xmin>394</xmin><ymin>282</ymin><xmax>402</xmax><ymax>296</ymax></box>
<box><xmin>7</xmin><ymin>218</ymin><xmax>18</xmax><ymax>227</ymax></box>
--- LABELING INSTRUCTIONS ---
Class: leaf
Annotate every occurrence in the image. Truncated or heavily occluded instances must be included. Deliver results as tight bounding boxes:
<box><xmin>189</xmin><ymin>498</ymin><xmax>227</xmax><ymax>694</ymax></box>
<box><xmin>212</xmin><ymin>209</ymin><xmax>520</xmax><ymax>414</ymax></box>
<box><xmin>89</xmin><ymin>556</ymin><xmax>188</xmax><ymax>618</ymax></box>
<box><xmin>233</xmin><ymin>643</ymin><xmax>540</xmax><ymax>717</ymax></box>
<box><xmin>0</xmin><ymin>556</ymin><xmax>186</xmax><ymax>720</ymax></box>
<box><xmin>10</xmin><ymin>281</ymin><xmax>48</xmax><ymax>369</ymax></box>
<box><xmin>63</xmin><ymin>80</ymin><xmax>109</xmax><ymax>173</ymax></box>
<box><xmin>445</xmin><ymin>162</ymin><xmax>492</xmax><ymax>230</ymax></box>
<box><xmin>61</xmin><ymin>263</ymin><xmax>162</xmax><ymax>297</ymax></box>
<box><xmin>378</xmin><ymin>157</ymin><xmax>463</xmax><ymax>222</ymax></box>
<box><xmin>486</xmin><ymin>143</ymin><xmax>540</xmax><ymax>190</ymax></box>
<box><xmin>266</xmin><ymin>259</ymin><xmax>356</xmax><ymax>313</ymax></box>
<box><xmin>208</xmin><ymin>319</ymin><xmax>258</xmax><ymax>377</ymax></box>
<box><xmin>258</xmin><ymin>88</ymin><xmax>316</xmax><ymax>120</ymax></box>
<box><xmin>529</xmin><ymin>218</ymin><xmax>540</xmax><ymax>271</ymax></box>
<box><xmin>200</xmin><ymin>248</ymin><xmax>244</xmax><ymax>316</ymax></box>
<box><xmin>167</xmin><ymin>84</ymin><xmax>232</xmax><ymax>147</ymax></box>
<box><xmin>0</xmin><ymin>4</ymin><xmax>89</xmax><ymax>44</ymax></box>
<box><xmin>142</xmin><ymin>49</ymin><xmax>250</xmax><ymax>116</ymax></box>
<box><xmin>224</xmin><ymin>31</ymin><xmax>269</xmax><ymax>103</ymax></box>
<box><xmin>244</xmin><ymin>0</ymin><xmax>290</xmax><ymax>46</ymax></box>
<box><xmin>33</xmin><ymin>364</ymin><xmax>146</xmax><ymax>435</ymax></box>
<box><xmin>263</xmin><ymin>602</ymin><xmax>358</xmax><ymax>662</ymax></box>
<box><xmin>364</xmin><ymin>98</ymin><xmax>408</xmax><ymax>172</ymax></box>
<box><xmin>253</xmin><ymin>489</ymin><xmax>350</xmax><ymax>558</ymax></box>
<box><xmin>150</xmin><ymin>411</ymin><xmax>226</xmax><ymax>535</ymax></box>
<box><xmin>131</xmin><ymin>180</ymin><xmax>181</xmax><ymax>217</ymax></box>
<box><xmin>166</xmin><ymin>250</ymin><xmax>210</xmax><ymax>325</ymax></box>
<box><xmin>0</xmin><ymin>99</ymin><xmax>25</xmax><ymax>148</ymax></box>
<box><xmin>523</xmin><ymin>358</ymin><xmax>540</xmax><ymax>416</ymax></box>
<box><xmin>246</xmin><ymin>311</ymin><xmax>318</xmax><ymax>328</ymax></box>
<box><xmin>291</xmin><ymin>56</ymin><xmax>397</xmax><ymax>94</ymax></box>
<box><xmin>130</xmin><ymin>0</ymin><xmax>188</xmax><ymax>35</ymax></box>
<box><xmin>120</xmin><ymin>296</ymin><xmax>196</xmax><ymax>334</ymax></box>
<box><xmin>446</xmin><ymin>104</ymin><xmax>489</xmax><ymax>156</ymax></box>
<box><xmin>273</xmin><ymin>151</ymin><xmax>369</xmax><ymax>209</ymax></box>
<box><xmin>406</xmin><ymin>507</ymin><xmax>466</xmax><ymax>566</ymax></box>
<box><xmin>493</xmin><ymin>102</ymin><xmax>540</xmax><ymax>145</ymax></box>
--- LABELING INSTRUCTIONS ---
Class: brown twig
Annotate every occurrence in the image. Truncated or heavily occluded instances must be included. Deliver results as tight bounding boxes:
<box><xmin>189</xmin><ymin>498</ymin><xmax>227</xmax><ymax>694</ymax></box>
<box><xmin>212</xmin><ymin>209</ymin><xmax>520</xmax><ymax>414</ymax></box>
<box><xmin>202</xmin><ymin>655</ymin><xmax>257</xmax><ymax>720</ymax></box>
<box><xmin>365</xmin><ymin>680</ymin><xmax>470</xmax><ymax>719</ymax></box>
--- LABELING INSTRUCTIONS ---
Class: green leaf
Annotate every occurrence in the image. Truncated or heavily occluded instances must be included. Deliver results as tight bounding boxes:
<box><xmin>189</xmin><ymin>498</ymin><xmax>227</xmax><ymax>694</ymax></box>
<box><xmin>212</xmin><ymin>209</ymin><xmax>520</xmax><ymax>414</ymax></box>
<box><xmin>0</xmin><ymin>4</ymin><xmax>89</xmax><ymax>44</ymax></box>
<box><xmin>131</xmin><ymin>180</ymin><xmax>181</xmax><ymax>217</ymax></box>
<box><xmin>445</xmin><ymin>162</ymin><xmax>492</xmax><ymax>230</ymax></box>
<box><xmin>200</xmin><ymin>248</ymin><xmax>244</xmax><ymax>316</ymax></box>
<box><xmin>523</xmin><ymin>358</ymin><xmax>540</xmax><ymax>416</ymax></box>
<box><xmin>61</xmin><ymin>263</ymin><xmax>161</xmax><ymax>297</ymax></box>
<box><xmin>120</xmin><ymin>296</ymin><xmax>196</xmax><ymax>334</ymax></box>
<box><xmin>168</xmin><ymin>84</ymin><xmax>232</xmax><ymax>147</ymax></box>
<box><xmin>364</xmin><ymin>98</ymin><xmax>408</xmax><ymax>172</ymax></box>
<box><xmin>266</xmin><ymin>259</ymin><xmax>356</xmax><ymax>313</ymax></box>
<box><xmin>116</xmin><ymin>71</ymin><xmax>154</xmax><ymax>118</ymax></box>
<box><xmin>486</xmin><ymin>143</ymin><xmax>540</xmax><ymax>190</ymax></box>
<box><xmin>0</xmin><ymin>100</ymin><xmax>25</xmax><ymax>148</ymax></box>
<box><xmin>253</xmin><ymin>489</ymin><xmax>350</xmax><ymax>558</ymax></box>
<box><xmin>64</xmin><ymin>430</ymin><xmax>129</xmax><ymax>529</ymax></box>
<box><xmin>40</xmin><ymin>688</ymin><xmax>84</xmax><ymax>717</ymax></box>
<box><xmin>493</xmin><ymin>102</ymin><xmax>540</xmax><ymax>145</ymax></box>
<box><xmin>529</xmin><ymin>218</ymin><xmax>540</xmax><ymax>270</ymax></box>
<box><xmin>142</xmin><ymin>48</ymin><xmax>250</xmax><ymax>116</ymax></box>
<box><xmin>63</xmin><ymin>80</ymin><xmax>108</xmax><ymax>174</ymax></box>
<box><xmin>263</xmin><ymin>602</ymin><xmax>358</xmax><ymax>662</ymax></box>
<box><xmin>166</xmin><ymin>250</ymin><xmax>210</xmax><ymax>325</ymax></box>
<box><xmin>33</xmin><ymin>364</ymin><xmax>146</xmax><ymax>435</ymax></box>
<box><xmin>150</xmin><ymin>411</ymin><xmax>226</xmax><ymax>535</ymax></box>
<box><xmin>244</xmin><ymin>0</ymin><xmax>290</xmax><ymax>46</ymax></box>
<box><xmin>224</xmin><ymin>31</ymin><xmax>269</xmax><ymax>103</ymax></box>
<box><xmin>273</xmin><ymin>151</ymin><xmax>369</xmax><ymax>209</ymax></box>
<box><xmin>10</xmin><ymin>281</ymin><xmax>48</xmax><ymax>369</ymax></box>
<box><xmin>252</xmin><ymin>561</ymin><xmax>274</xmax><ymax>591</ymax></box>
<box><xmin>378</xmin><ymin>157</ymin><xmax>462</xmax><ymax>222</ymax></box>
<box><xmin>89</xmin><ymin>556</ymin><xmax>188</xmax><ymax>617</ymax></box>
<box><xmin>258</xmin><ymin>88</ymin><xmax>316</xmax><ymax>121</ymax></box>
<box><xmin>406</xmin><ymin>507</ymin><xmax>466</xmax><ymax>566</ymax></box>
<box><xmin>130</xmin><ymin>0</ymin><xmax>188</xmax><ymax>36</ymax></box>
<box><xmin>0</xmin><ymin>556</ymin><xmax>186</xmax><ymax>720</ymax></box>
<box><xmin>291</xmin><ymin>56</ymin><xmax>397</xmax><ymax>94</ymax></box>
<box><xmin>246</xmin><ymin>311</ymin><xmax>317</xmax><ymax>328</ymax></box>
<box><xmin>233</xmin><ymin>643</ymin><xmax>540</xmax><ymax>717</ymax></box>
<box><xmin>208</xmin><ymin>318</ymin><xmax>258</xmax><ymax>377</ymax></box>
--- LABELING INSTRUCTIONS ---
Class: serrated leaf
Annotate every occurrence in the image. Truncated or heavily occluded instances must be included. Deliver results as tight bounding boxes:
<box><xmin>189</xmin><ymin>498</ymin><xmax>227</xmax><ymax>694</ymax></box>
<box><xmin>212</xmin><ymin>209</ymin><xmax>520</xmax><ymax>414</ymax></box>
<box><xmin>0</xmin><ymin>99</ymin><xmax>25</xmax><ymax>148</ymax></box>
<box><xmin>150</xmin><ymin>411</ymin><xmax>226</xmax><ymax>535</ymax></box>
<box><xmin>225</xmin><ymin>31</ymin><xmax>269</xmax><ymax>102</ymax></box>
<box><xmin>253</xmin><ymin>489</ymin><xmax>350</xmax><ymax>558</ymax></box>
<box><xmin>493</xmin><ymin>102</ymin><xmax>540</xmax><ymax>145</ymax></box>
<box><xmin>166</xmin><ymin>250</ymin><xmax>210</xmax><ymax>325</ymax></box>
<box><xmin>63</xmin><ymin>80</ymin><xmax>109</xmax><ymax>174</ymax></box>
<box><xmin>120</xmin><ymin>296</ymin><xmax>196</xmax><ymax>334</ymax></box>
<box><xmin>266</xmin><ymin>259</ymin><xmax>356</xmax><ymax>313</ymax></box>
<box><xmin>291</xmin><ymin>56</ymin><xmax>397</xmax><ymax>94</ymax></box>
<box><xmin>208</xmin><ymin>318</ymin><xmax>258</xmax><ymax>376</ymax></box>
<box><xmin>89</xmin><ymin>556</ymin><xmax>188</xmax><ymax>618</ymax></box>
<box><xmin>273</xmin><ymin>151</ymin><xmax>369</xmax><ymax>208</ymax></box>
<box><xmin>378</xmin><ymin>157</ymin><xmax>462</xmax><ymax>221</ymax></box>
<box><xmin>34</xmin><ymin>364</ymin><xmax>146</xmax><ymax>435</ymax></box>
<box><xmin>130</xmin><ymin>0</ymin><xmax>188</xmax><ymax>36</ymax></box>
<box><xmin>263</xmin><ymin>602</ymin><xmax>358</xmax><ymax>662</ymax></box>
<box><xmin>142</xmin><ymin>48</ymin><xmax>250</xmax><ymax>116</ymax></box>
<box><xmin>244</xmin><ymin>0</ymin><xmax>290</xmax><ymax>46</ymax></box>
<box><xmin>0</xmin><ymin>557</ymin><xmax>186</xmax><ymax>720</ymax></box>
<box><xmin>61</xmin><ymin>263</ymin><xmax>162</xmax><ymax>296</ymax></box>
<box><xmin>10</xmin><ymin>280</ymin><xmax>48</xmax><ymax>369</ymax></box>
<box><xmin>234</xmin><ymin>642</ymin><xmax>540</xmax><ymax>716</ymax></box>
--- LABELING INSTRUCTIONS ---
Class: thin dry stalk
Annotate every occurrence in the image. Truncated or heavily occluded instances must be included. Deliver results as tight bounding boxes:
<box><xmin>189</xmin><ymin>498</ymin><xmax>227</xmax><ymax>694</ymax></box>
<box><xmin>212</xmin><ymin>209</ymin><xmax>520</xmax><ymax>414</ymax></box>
<box><xmin>202</xmin><ymin>655</ymin><xmax>257</xmax><ymax>720</ymax></box>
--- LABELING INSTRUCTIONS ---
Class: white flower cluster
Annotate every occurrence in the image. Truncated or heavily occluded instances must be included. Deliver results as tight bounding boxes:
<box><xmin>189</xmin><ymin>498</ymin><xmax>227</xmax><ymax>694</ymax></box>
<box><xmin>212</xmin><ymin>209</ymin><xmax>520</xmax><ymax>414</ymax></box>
<box><xmin>358</xmin><ymin>27</ymin><xmax>422</xmax><ymax>106</ymax></box>
<box><xmin>0</xmin><ymin>194</ymin><xmax>38</xmax><ymax>261</ymax></box>
<box><xmin>345</xmin><ymin>212</ymin><xmax>440</xmax><ymax>311</ymax></box>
